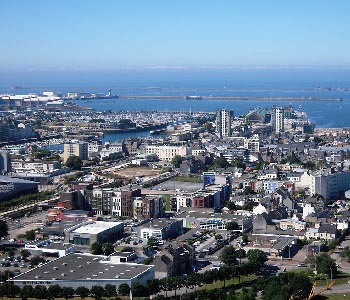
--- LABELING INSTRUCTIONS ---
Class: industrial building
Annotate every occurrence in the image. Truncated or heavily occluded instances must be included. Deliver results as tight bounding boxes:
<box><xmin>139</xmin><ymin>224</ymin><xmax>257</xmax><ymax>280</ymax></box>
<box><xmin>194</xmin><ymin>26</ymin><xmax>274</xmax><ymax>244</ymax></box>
<box><xmin>10</xmin><ymin>253</ymin><xmax>154</xmax><ymax>289</ymax></box>
<box><xmin>64</xmin><ymin>221</ymin><xmax>124</xmax><ymax>245</ymax></box>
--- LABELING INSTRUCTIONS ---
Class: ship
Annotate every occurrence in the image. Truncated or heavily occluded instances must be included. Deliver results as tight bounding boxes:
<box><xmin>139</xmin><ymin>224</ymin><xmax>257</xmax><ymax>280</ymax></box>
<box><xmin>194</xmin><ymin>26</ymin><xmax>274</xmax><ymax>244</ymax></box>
<box><xmin>150</xmin><ymin>128</ymin><xmax>167</xmax><ymax>135</ymax></box>
<box><xmin>185</xmin><ymin>95</ymin><xmax>202</xmax><ymax>100</ymax></box>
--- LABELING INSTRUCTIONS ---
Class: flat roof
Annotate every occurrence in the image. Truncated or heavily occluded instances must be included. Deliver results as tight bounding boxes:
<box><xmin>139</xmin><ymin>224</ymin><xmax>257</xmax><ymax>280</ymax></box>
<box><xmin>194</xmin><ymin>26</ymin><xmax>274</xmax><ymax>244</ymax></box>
<box><xmin>71</xmin><ymin>221</ymin><xmax>123</xmax><ymax>235</ymax></box>
<box><xmin>11</xmin><ymin>254</ymin><xmax>153</xmax><ymax>281</ymax></box>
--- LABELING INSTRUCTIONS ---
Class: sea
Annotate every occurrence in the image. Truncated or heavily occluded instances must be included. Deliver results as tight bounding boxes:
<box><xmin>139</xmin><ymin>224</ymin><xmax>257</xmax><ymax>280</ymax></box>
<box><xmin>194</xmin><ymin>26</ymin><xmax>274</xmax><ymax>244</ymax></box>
<box><xmin>1</xmin><ymin>69</ymin><xmax>350</xmax><ymax>143</ymax></box>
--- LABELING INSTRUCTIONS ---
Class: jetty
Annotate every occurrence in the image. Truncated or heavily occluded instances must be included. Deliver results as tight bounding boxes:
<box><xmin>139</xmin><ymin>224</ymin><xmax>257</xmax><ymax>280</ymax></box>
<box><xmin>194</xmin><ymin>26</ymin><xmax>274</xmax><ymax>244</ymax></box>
<box><xmin>117</xmin><ymin>95</ymin><xmax>342</xmax><ymax>102</ymax></box>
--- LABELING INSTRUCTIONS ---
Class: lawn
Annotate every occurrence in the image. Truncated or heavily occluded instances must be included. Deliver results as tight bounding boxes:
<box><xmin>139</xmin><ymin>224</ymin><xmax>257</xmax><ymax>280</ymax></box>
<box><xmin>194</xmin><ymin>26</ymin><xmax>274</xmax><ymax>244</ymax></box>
<box><xmin>197</xmin><ymin>274</ymin><xmax>256</xmax><ymax>291</ymax></box>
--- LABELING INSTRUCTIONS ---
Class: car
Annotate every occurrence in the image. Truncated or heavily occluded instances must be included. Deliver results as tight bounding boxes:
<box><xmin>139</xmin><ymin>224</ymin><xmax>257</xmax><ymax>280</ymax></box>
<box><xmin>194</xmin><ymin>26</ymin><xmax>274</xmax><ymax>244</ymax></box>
<box><xmin>297</xmin><ymin>263</ymin><xmax>306</xmax><ymax>267</ymax></box>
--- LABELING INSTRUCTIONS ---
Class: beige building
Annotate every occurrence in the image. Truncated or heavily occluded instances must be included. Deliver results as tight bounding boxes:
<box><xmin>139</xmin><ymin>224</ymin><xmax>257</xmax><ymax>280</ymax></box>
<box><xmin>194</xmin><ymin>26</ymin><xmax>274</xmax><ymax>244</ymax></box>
<box><xmin>63</xmin><ymin>142</ymin><xmax>88</xmax><ymax>163</ymax></box>
<box><xmin>145</xmin><ymin>144</ymin><xmax>189</xmax><ymax>161</ymax></box>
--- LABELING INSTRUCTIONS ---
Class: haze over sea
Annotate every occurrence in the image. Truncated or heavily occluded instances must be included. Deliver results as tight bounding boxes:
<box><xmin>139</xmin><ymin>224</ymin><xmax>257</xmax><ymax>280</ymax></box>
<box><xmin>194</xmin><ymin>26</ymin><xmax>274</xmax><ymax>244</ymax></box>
<box><xmin>1</xmin><ymin>69</ymin><xmax>350</xmax><ymax>129</ymax></box>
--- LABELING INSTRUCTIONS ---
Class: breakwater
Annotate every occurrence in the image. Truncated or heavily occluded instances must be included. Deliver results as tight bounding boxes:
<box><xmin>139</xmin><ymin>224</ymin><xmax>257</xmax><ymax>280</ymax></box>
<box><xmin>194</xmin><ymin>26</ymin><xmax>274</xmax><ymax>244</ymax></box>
<box><xmin>116</xmin><ymin>95</ymin><xmax>341</xmax><ymax>101</ymax></box>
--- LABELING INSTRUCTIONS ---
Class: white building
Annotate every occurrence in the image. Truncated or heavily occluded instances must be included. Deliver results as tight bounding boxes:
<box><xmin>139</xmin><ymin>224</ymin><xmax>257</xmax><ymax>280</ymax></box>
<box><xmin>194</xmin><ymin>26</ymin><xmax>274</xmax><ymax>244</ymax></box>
<box><xmin>311</xmin><ymin>169</ymin><xmax>350</xmax><ymax>199</ymax></box>
<box><xmin>216</xmin><ymin>109</ymin><xmax>234</xmax><ymax>138</ymax></box>
<box><xmin>272</xmin><ymin>107</ymin><xmax>284</xmax><ymax>133</ymax></box>
<box><xmin>10</xmin><ymin>254</ymin><xmax>154</xmax><ymax>289</ymax></box>
<box><xmin>145</xmin><ymin>145</ymin><xmax>189</xmax><ymax>161</ymax></box>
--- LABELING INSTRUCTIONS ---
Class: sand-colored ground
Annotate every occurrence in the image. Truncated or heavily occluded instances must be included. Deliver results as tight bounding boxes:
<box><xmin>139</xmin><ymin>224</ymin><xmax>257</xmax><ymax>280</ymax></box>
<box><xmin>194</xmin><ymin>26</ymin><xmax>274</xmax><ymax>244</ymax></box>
<box><xmin>113</xmin><ymin>167</ymin><xmax>163</xmax><ymax>178</ymax></box>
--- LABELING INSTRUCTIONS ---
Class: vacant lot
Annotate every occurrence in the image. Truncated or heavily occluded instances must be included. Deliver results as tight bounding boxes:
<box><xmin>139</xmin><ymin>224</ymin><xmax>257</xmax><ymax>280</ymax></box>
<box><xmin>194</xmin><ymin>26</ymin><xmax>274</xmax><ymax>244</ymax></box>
<box><xmin>113</xmin><ymin>167</ymin><xmax>163</xmax><ymax>178</ymax></box>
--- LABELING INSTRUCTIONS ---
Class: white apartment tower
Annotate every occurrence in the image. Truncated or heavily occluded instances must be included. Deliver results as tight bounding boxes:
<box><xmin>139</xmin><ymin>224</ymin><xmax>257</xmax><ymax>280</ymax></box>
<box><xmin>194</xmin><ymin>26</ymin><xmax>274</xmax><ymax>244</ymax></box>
<box><xmin>272</xmin><ymin>107</ymin><xmax>284</xmax><ymax>133</ymax></box>
<box><xmin>216</xmin><ymin>109</ymin><xmax>234</xmax><ymax>138</ymax></box>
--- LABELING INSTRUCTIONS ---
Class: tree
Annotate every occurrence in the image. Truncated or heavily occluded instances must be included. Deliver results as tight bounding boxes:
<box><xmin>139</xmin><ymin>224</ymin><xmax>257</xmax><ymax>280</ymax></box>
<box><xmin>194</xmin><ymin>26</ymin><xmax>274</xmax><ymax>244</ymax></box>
<box><xmin>304</xmin><ymin>160</ymin><xmax>317</xmax><ymax>171</ymax></box>
<box><xmin>47</xmin><ymin>285</ymin><xmax>62</xmax><ymax>299</ymax></box>
<box><xmin>102</xmin><ymin>243</ymin><xmax>115</xmax><ymax>256</ymax></box>
<box><xmin>90</xmin><ymin>242</ymin><xmax>103</xmax><ymax>255</ymax></box>
<box><xmin>147</xmin><ymin>236</ymin><xmax>158</xmax><ymax>247</ymax></box>
<box><xmin>316</xmin><ymin>252</ymin><xmax>337</xmax><ymax>278</ymax></box>
<box><xmin>4</xmin><ymin>284</ymin><xmax>20</xmax><ymax>298</ymax></box>
<box><xmin>25</xmin><ymin>229</ymin><xmax>36</xmax><ymax>240</ymax></box>
<box><xmin>90</xmin><ymin>286</ymin><xmax>105</xmax><ymax>300</ymax></box>
<box><xmin>30</xmin><ymin>256</ymin><xmax>46</xmax><ymax>268</ymax></box>
<box><xmin>104</xmin><ymin>284</ymin><xmax>116</xmax><ymax>298</ymax></box>
<box><xmin>221</xmin><ymin>246</ymin><xmax>237</xmax><ymax>265</ymax></box>
<box><xmin>215</xmin><ymin>234</ymin><xmax>223</xmax><ymax>240</ymax></box>
<box><xmin>0</xmin><ymin>220</ymin><xmax>8</xmax><ymax>238</ymax></box>
<box><xmin>231</xmin><ymin>157</ymin><xmax>246</xmax><ymax>169</ymax></box>
<box><xmin>118</xmin><ymin>283</ymin><xmax>130</xmax><ymax>296</ymax></box>
<box><xmin>132</xmin><ymin>282</ymin><xmax>148</xmax><ymax>297</ymax></box>
<box><xmin>260</xmin><ymin>272</ymin><xmax>313</xmax><ymax>300</ymax></box>
<box><xmin>226</xmin><ymin>201</ymin><xmax>236</xmax><ymax>210</ymax></box>
<box><xmin>33</xmin><ymin>285</ymin><xmax>47</xmax><ymax>299</ymax></box>
<box><xmin>20</xmin><ymin>249</ymin><xmax>31</xmax><ymax>259</ymax></box>
<box><xmin>65</xmin><ymin>155</ymin><xmax>83</xmax><ymax>170</ymax></box>
<box><xmin>75</xmin><ymin>286</ymin><xmax>90</xmax><ymax>299</ymax></box>
<box><xmin>147</xmin><ymin>279</ymin><xmax>160</xmax><ymax>295</ymax></box>
<box><xmin>226</xmin><ymin>221</ymin><xmax>239</xmax><ymax>231</ymax></box>
<box><xmin>236</xmin><ymin>249</ymin><xmax>246</xmax><ymax>265</ymax></box>
<box><xmin>247</xmin><ymin>249</ymin><xmax>268</xmax><ymax>266</ymax></box>
<box><xmin>61</xmin><ymin>287</ymin><xmax>74</xmax><ymax>300</ymax></box>
<box><xmin>20</xmin><ymin>285</ymin><xmax>34</xmax><ymax>300</ymax></box>
<box><xmin>171</xmin><ymin>155</ymin><xmax>183</xmax><ymax>168</ymax></box>
<box><xmin>214</xmin><ymin>157</ymin><xmax>229</xmax><ymax>168</ymax></box>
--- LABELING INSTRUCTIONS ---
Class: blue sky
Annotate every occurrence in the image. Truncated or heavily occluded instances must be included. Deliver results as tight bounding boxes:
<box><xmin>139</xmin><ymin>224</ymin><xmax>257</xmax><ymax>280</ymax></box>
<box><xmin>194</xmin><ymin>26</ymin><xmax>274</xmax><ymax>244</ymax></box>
<box><xmin>1</xmin><ymin>1</ymin><xmax>350</xmax><ymax>72</ymax></box>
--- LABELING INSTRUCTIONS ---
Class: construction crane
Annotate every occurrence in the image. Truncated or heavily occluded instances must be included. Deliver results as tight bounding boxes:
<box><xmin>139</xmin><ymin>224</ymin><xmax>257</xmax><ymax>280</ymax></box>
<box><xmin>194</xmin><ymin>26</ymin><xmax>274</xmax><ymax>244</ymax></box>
<box><xmin>307</xmin><ymin>281</ymin><xmax>335</xmax><ymax>300</ymax></box>
<box><xmin>288</xmin><ymin>280</ymin><xmax>335</xmax><ymax>300</ymax></box>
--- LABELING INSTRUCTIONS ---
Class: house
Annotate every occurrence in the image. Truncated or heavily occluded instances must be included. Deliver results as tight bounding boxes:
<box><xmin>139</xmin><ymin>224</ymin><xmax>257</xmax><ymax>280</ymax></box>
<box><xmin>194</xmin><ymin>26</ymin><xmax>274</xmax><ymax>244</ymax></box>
<box><xmin>305</xmin><ymin>224</ymin><xmax>338</xmax><ymax>241</ymax></box>
<box><xmin>154</xmin><ymin>242</ymin><xmax>194</xmax><ymax>278</ymax></box>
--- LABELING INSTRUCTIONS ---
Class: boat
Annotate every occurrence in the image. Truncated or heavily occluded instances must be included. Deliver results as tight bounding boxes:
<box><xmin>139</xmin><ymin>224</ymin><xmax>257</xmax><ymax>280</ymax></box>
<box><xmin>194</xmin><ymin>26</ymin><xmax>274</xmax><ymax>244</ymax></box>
<box><xmin>185</xmin><ymin>96</ymin><xmax>202</xmax><ymax>100</ymax></box>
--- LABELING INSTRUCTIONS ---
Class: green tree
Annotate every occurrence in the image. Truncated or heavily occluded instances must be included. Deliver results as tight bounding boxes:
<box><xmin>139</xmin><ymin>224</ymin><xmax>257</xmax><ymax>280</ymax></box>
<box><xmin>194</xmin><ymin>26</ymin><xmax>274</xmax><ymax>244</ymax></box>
<box><xmin>215</xmin><ymin>234</ymin><xmax>223</xmax><ymax>240</ymax></box>
<box><xmin>90</xmin><ymin>286</ymin><xmax>105</xmax><ymax>300</ymax></box>
<box><xmin>104</xmin><ymin>284</ymin><xmax>116</xmax><ymax>298</ymax></box>
<box><xmin>214</xmin><ymin>157</ymin><xmax>229</xmax><ymax>168</ymax></box>
<box><xmin>33</xmin><ymin>285</ymin><xmax>47</xmax><ymax>299</ymax></box>
<box><xmin>171</xmin><ymin>155</ymin><xmax>183</xmax><ymax>168</ymax></box>
<box><xmin>236</xmin><ymin>249</ymin><xmax>246</xmax><ymax>264</ymax></box>
<box><xmin>226</xmin><ymin>201</ymin><xmax>236</xmax><ymax>210</ymax></box>
<box><xmin>20</xmin><ymin>285</ymin><xmax>34</xmax><ymax>300</ymax></box>
<box><xmin>132</xmin><ymin>282</ymin><xmax>148</xmax><ymax>297</ymax></box>
<box><xmin>75</xmin><ymin>286</ymin><xmax>90</xmax><ymax>299</ymax></box>
<box><xmin>231</xmin><ymin>157</ymin><xmax>246</xmax><ymax>169</ymax></box>
<box><xmin>47</xmin><ymin>285</ymin><xmax>62</xmax><ymax>299</ymax></box>
<box><xmin>102</xmin><ymin>243</ymin><xmax>115</xmax><ymax>256</ymax></box>
<box><xmin>247</xmin><ymin>249</ymin><xmax>268</xmax><ymax>266</ymax></box>
<box><xmin>118</xmin><ymin>283</ymin><xmax>130</xmax><ymax>296</ymax></box>
<box><xmin>61</xmin><ymin>287</ymin><xmax>74</xmax><ymax>300</ymax></box>
<box><xmin>20</xmin><ymin>249</ymin><xmax>31</xmax><ymax>259</ymax></box>
<box><xmin>65</xmin><ymin>155</ymin><xmax>83</xmax><ymax>170</ymax></box>
<box><xmin>226</xmin><ymin>221</ymin><xmax>239</xmax><ymax>231</ymax></box>
<box><xmin>25</xmin><ymin>229</ymin><xmax>36</xmax><ymax>240</ymax></box>
<box><xmin>260</xmin><ymin>272</ymin><xmax>313</xmax><ymax>300</ymax></box>
<box><xmin>0</xmin><ymin>220</ymin><xmax>8</xmax><ymax>238</ymax></box>
<box><xmin>90</xmin><ymin>242</ymin><xmax>103</xmax><ymax>255</ymax></box>
<box><xmin>147</xmin><ymin>236</ymin><xmax>158</xmax><ymax>247</ymax></box>
<box><xmin>316</xmin><ymin>252</ymin><xmax>337</xmax><ymax>278</ymax></box>
<box><xmin>30</xmin><ymin>256</ymin><xmax>46</xmax><ymax>268</ymax></box>
<box><xmin>304</xmin><ymin>160</ymin><xmax>317</xmax><ymax>171</ymax></box>
<box><xmin>221</xmin><ymin>246</ymin><xmax>237</xmax><ymax>265</ymax></box>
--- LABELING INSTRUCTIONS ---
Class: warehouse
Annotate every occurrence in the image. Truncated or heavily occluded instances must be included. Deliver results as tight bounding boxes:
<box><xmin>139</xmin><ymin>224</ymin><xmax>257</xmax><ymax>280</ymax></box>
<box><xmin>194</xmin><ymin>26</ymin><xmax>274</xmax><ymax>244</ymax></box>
<box><xmin>10</xmin><ymin>253</ymin><xmax>154</xmax><ymax>289</ymax></box>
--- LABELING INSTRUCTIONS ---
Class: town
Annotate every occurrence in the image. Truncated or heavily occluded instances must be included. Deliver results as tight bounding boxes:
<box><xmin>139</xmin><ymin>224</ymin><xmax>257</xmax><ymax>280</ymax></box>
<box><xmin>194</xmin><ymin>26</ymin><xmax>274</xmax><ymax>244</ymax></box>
<box><xmin>0</xmin><ymin>102</ymin><xmax>348</xmax><ymax>299</ymax></box>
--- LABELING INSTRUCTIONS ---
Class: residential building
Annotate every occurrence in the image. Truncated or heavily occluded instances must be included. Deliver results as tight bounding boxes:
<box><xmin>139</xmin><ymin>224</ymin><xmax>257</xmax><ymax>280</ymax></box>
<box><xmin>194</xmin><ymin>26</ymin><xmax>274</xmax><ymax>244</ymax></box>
<box><xmin>272</xmin><ymin>107</ymin><xmax>284</xmax><ymax>133</ymax></box>
<box><xmin>63</xmin><ymin>142</ymin><xmax>88</xmax><ymax>163</ymax></box>
<box><xmin>216</xmin><ymin>109</ymin><xmax>234</xmax><ymax>138</ymax></box>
